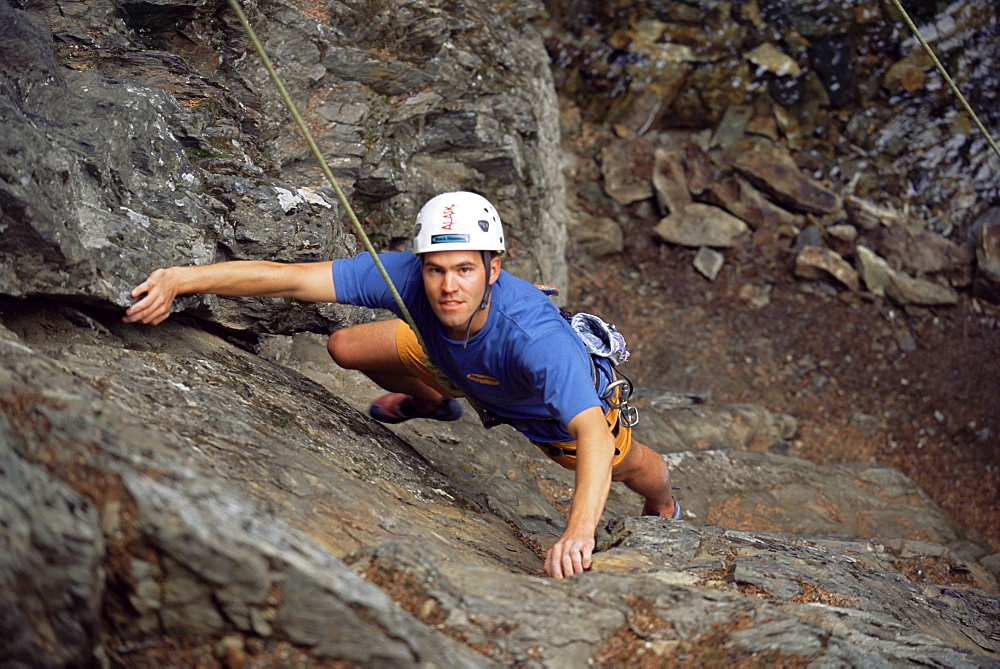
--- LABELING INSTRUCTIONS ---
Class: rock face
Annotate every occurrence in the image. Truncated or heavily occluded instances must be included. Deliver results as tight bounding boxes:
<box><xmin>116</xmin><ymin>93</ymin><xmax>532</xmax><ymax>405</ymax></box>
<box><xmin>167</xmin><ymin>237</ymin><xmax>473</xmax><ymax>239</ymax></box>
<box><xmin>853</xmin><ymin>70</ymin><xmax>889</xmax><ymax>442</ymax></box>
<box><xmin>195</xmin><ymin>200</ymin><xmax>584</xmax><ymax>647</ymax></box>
<box><xmin>3</xmin><ymin>302</ymin><xmax>999</xmax><ymax>666</ymax></box>
<box><xmin>2</xmin><ymin>0</ymin><xmax>568</xmax><ymax>323</ymax></box>
<box><xmin>2</xmin><ymin>0</ymin><xmax>1000</xmax><ymax>666</ymax></box>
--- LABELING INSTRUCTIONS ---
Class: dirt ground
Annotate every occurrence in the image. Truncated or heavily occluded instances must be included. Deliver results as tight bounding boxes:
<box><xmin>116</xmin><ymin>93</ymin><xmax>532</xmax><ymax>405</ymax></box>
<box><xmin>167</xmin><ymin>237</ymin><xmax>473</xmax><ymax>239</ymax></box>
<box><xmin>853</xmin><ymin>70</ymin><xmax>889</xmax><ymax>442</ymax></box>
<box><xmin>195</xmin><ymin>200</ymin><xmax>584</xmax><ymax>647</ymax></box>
<box><xmin>561</xmin><ymin>124</ymin><xmax>1000</xmax><ymax>552</ymax></box>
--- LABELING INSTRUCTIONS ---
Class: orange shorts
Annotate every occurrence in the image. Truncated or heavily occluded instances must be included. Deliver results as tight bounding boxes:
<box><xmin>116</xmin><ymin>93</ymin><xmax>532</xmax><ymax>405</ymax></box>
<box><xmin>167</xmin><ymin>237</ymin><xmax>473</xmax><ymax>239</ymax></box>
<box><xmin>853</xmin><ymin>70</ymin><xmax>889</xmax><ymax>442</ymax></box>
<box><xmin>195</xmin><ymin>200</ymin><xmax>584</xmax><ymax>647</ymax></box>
<box><xmin>529</xmin><ymin>402</ymin><xmax>633</xmax><ymax>471</ymax></box>
<box><xmin>394</xmin><ymin>319</ymin><xmax>633</xmax><ymax>472</ymax></box>
<box><xmin>394</xmin><ymin>320</ymin><xmax>462</xmax><ymax>397</ymax></box>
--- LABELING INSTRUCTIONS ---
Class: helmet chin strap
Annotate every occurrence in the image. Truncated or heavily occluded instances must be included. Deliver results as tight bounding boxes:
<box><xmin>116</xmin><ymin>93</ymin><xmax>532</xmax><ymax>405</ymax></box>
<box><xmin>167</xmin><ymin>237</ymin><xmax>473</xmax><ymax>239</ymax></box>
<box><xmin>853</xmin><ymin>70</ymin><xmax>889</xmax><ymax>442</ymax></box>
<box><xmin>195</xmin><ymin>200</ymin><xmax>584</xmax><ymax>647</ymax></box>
<box><xmin>461</xmin><ymin>250</ymin><xmax>494</xmax><ymax>348</ymax></box>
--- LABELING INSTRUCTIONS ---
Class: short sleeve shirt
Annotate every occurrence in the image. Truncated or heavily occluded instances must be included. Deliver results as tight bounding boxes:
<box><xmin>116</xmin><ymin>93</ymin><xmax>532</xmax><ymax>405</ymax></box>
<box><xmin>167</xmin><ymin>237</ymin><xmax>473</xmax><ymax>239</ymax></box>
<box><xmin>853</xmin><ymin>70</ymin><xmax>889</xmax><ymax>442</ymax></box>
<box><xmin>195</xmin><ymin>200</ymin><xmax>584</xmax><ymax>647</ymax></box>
<box><xmin>333</xmin><ymin>251</ymin><xmax>604</xmax><ymax>442</ymax></box>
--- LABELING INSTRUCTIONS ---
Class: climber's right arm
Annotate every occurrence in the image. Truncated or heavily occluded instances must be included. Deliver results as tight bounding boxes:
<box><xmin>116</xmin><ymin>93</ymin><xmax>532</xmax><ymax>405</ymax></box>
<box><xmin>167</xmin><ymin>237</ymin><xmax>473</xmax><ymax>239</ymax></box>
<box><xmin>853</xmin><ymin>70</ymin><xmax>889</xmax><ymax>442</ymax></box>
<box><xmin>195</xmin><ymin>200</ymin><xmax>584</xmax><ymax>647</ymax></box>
<box><xmin>122</xmin><ymin>260</ymin><xmax>336</xmax><ymax>326</ymax></box>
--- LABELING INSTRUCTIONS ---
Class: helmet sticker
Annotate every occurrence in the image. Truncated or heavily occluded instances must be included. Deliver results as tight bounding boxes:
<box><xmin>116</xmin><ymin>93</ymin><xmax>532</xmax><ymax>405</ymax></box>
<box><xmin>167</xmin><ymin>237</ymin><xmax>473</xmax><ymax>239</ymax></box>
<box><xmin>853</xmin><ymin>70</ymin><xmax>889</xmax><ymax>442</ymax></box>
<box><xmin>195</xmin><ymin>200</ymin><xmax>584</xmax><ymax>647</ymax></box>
<box><xmin>431</xmin><ymin>233</ymin><xmax>471</xmax><ymax>244</ymax></box>
<box><xmin>440</xmin><ymin>204</ymin><xmax>456</xmax><ymax>229</ymax></box>
<box><xmin>478</xmin><ymin>219</ymin><xmax>489</xmax><ymax>232</ymax></box>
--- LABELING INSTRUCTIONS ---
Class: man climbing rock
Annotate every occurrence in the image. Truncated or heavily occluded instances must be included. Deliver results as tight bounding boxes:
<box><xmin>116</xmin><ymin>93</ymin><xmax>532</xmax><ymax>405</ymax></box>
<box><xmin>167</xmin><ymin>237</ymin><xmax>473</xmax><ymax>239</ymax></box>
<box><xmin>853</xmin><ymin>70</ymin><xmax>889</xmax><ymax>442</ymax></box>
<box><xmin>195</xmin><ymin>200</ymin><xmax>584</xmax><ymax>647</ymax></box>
<box><xmin>124</xmin><ymin>191</ymin><xmax>680</xmax><ymax>578</ymax></box>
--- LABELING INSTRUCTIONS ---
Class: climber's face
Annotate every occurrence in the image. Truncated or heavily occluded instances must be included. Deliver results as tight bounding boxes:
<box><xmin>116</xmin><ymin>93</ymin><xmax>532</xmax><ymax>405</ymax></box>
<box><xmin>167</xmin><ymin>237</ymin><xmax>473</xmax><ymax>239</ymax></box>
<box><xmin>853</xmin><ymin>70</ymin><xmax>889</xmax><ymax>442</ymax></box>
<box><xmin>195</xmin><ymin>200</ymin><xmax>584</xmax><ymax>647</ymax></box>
<box><xmin>420</xmin><ymin>250</ymin><xmax>500</xmax><ymax>339</ymax></box>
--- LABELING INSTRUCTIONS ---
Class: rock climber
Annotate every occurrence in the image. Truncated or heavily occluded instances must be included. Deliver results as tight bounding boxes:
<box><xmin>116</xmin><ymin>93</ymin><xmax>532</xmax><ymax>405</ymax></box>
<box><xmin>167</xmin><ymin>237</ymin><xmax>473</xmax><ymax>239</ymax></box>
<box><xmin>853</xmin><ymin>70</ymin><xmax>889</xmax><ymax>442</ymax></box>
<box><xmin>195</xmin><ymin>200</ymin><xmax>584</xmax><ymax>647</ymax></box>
<box><xmin>123</xmin><ymin>191</ymin><xmax>680</xmax><ymax>578</ymax></box>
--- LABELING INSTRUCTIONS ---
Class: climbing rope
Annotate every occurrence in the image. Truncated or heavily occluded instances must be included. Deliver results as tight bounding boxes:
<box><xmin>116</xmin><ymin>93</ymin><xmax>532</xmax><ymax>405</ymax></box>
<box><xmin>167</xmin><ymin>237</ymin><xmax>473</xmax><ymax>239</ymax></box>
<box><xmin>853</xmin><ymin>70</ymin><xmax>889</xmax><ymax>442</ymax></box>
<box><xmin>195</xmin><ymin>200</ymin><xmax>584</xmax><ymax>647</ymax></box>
<box><xmin>225</xmin><ymin>0</ymin><xmax>430</xmax><ymax>351</ymax></box>
<box><xmin>226</xmin><ymin>0</ymin><xmax>469</xmax><ymax>400</ymax></box>
<box><xmin>890</xmin><ymin>0</ymin><xmax>1000</xmax><ymax>160</ymax></box>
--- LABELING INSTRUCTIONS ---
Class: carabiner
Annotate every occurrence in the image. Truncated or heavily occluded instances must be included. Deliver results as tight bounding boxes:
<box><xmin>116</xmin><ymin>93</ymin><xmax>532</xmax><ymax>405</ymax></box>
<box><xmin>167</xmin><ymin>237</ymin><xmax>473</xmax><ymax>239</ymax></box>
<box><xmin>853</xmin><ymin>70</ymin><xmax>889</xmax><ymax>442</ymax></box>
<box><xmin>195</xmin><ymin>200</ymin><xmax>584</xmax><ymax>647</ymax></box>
<box><xmin>601</xmin><ymin>378</ymin><xmax>632</xmax><ymax>406</ymax></box>
<box><xmin>602</xmin><ymin>374</ymin><xmax>638</xmax><ymax>428</ymax></box>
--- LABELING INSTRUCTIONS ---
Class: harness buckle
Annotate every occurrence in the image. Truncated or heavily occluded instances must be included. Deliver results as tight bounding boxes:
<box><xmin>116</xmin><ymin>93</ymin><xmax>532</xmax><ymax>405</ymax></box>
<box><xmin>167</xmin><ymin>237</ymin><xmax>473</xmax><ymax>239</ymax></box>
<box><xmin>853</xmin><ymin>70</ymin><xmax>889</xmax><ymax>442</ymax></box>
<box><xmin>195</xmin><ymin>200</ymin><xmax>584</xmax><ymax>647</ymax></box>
<box><xmin>618</xmin><ymin>405</ymin><xmax>639</xmax><ymax>428</ymax></box>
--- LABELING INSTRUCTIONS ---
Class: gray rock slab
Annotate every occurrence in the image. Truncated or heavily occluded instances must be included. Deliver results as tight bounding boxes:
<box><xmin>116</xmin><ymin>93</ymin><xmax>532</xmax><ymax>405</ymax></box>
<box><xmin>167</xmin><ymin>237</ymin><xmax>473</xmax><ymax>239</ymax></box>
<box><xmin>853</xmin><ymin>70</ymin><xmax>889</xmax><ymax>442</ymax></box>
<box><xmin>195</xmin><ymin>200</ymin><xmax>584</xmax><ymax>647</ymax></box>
<box><xmin>654</xmin><ymin>203</ymin><xmax>751</xmax><ymax>248</ymax></box>
<box><xmin>0</xmin><ymin>434</ymin><xmax>105</xmax><ymax>668</ymax></box>
<box><xmin>727</xmin><ymin>144</ymin><xmax>840</xmax><ymax>215</ymax></box>
<box><xmin>661</xmin><ymin>449</ymin><xmax>959</xmax><ymax>544</ymax></box>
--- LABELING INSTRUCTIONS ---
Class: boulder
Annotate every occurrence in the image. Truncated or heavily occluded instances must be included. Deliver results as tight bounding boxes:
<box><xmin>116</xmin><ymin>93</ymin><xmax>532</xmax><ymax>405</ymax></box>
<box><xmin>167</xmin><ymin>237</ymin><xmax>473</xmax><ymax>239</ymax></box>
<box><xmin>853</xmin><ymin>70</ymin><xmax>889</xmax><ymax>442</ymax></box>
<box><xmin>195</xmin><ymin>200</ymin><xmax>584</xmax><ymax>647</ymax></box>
<box><xmin>568</xmin><ymin>214</ymin><xmax>624</xmax><ymax>258</ymax></box>
<box><xmin>869</xmin><ymin>224</ymin><xmax>975</xmax><ymax>288</ymax></box>
<box><xmin>844</xmin><ymin>195</ymin><xmax>909</xmax><ymax>230</ymax></box>
<box><xmin>727</xmin><ymin>144</ymin><xmax>840</xmax><ymax>215</ymax></box>
<box><xmin>856</xmin><ymin>246</ymin><xmax>959</xmax><ymax>306</ymax></box>
<box><xmin>654</xmin><ymin>203</ymin><xmax>750</xmax><ymax>248</ymax></box>
<box><xmin>652</xmin><ymin>148</ymin><xmax>693</xmax><ymax>215</ymax></box>
<box><xmin>693</xmin><ymin>246</ymin><xmax>725</xmax><ymax>281</ymax></box>
<box><xmin>705</xmin><ymin>172</ymin><xmax>804</xmax><ymax>230</ymax></box>
<box><xmin>744</xmin><ymin>43</ymin><xmax>802</xmax><ymax>77</ymax></box>
<box><xmin>794</xmin><ymin>245</ymin><xmax>860</xmax><ymax>291</ymax></box>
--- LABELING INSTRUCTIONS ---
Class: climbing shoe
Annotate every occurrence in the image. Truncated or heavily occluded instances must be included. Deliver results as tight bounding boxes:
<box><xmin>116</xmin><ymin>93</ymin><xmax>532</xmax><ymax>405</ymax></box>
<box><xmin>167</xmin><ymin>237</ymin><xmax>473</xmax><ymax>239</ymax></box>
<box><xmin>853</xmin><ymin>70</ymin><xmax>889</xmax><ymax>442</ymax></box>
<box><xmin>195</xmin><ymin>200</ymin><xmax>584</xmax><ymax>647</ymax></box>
<box><xmin>644</xmin><ymin>499</ymin><xmax>682</xmax><ymax>520</ymax></box>
<box><xmin>369</xmin><ymin>393</ymin><xmax>463</xmax><ymax>424</ymax></box>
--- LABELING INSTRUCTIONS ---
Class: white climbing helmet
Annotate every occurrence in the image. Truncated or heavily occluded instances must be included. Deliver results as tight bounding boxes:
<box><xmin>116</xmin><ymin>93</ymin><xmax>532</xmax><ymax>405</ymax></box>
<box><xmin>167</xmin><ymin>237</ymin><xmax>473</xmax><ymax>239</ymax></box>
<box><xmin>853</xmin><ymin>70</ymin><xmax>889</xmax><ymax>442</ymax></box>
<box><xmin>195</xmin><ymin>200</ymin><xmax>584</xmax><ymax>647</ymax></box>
<box><xmin>413</xmin><ymin>191</ymin><xmax>505</xmax><ymax>255</ymax></box>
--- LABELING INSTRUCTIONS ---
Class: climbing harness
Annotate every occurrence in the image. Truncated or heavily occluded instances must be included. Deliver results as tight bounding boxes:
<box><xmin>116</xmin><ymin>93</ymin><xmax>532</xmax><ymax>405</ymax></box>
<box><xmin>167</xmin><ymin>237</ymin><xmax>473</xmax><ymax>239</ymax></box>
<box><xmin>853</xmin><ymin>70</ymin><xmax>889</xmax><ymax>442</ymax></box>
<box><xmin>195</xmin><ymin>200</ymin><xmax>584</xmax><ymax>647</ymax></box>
<box><xmin>889</xmin><ymin>0</ymin><xmax>1000</xmax><ymax>160</ymax></box>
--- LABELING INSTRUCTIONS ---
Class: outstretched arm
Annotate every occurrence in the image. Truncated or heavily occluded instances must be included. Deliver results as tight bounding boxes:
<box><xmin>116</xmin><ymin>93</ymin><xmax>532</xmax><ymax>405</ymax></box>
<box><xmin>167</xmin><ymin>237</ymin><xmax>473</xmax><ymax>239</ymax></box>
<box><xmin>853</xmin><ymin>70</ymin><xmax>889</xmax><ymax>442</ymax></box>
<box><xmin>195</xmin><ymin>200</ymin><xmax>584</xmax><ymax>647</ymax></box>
<box><xmin>122</xmin><ymin>260</ymin><xmax>336</xmax><ymax>325</ymax></box>
<box><xmin>543</xmin><ymin>405</ymin><xmax>616</xmax><ymax>578</ymax></box>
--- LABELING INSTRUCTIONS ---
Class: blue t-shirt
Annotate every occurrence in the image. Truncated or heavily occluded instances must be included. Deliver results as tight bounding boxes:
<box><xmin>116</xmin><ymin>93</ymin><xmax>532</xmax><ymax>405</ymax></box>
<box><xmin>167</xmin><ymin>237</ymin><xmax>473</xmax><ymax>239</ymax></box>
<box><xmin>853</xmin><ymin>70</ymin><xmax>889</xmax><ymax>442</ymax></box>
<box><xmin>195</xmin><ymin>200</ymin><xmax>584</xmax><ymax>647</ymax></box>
<box><xmin>333</xmin><ymin>251</ymin><xmax>605</xmax><ymax>442</ymax></box>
